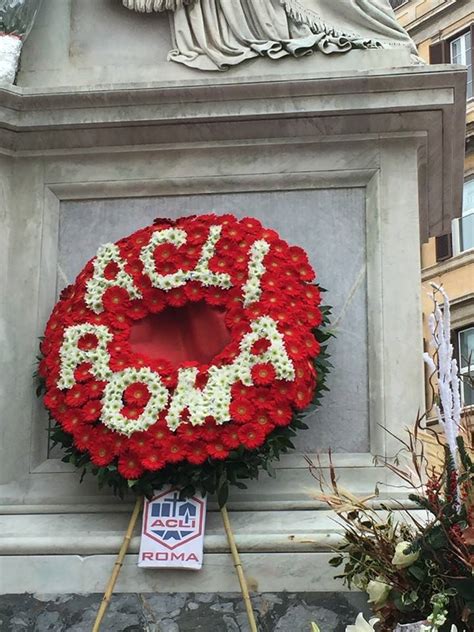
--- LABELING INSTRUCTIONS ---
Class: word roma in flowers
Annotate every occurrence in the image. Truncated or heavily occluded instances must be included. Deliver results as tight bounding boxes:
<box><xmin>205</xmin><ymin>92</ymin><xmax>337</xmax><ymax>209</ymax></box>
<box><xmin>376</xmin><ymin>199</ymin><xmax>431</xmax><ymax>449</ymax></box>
<box><xmin>39</xmin><ymin>214</ymin><xmax>326</xmax><ymax>496</ymax></box>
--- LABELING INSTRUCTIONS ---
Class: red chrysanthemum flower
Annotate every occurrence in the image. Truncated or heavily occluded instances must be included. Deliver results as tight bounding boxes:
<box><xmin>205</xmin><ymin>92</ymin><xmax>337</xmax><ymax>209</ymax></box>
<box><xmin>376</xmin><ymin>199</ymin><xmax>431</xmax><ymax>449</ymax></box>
<box><xmin>221</xmin><ymin>426</ymin><xmax>241</xmax><ymax>449</ymax></box>
<box><xmin>294</xmin><ymin>360</ymin><xmax>316</xmax><ymax>384</ymax></box>
<box><xmin>167</xmin><ymin>287</ymin><xmax>188</xmax><ymax>307</ymax></box>
<box><xmin>207</xmin><ymin>441</ymin><xmax>229</xmax><ymax>460</ymax></box>
<box><xmin>107</xmin><ymin>312</ymin><xmax>131</xmax><ymax>330</ymax></box>
<box><xmin>60</xmin><ymin>408</ymin><xmax>85</xmax><ymax>433</ymax></box>
<box><xmin>130</xmin><ymin>229</ymin><xmax>152</xmax><ymax>250</ymax></box>
<box><xmin>231</xmin><ymin>381</ymin><xmax>251</xmax><ymax>400</ymax></box>
<box><xmin>184</xmin><ymin>281</ymin><xmax>205</xmax><ymax>302</ymax></box>
<box><xmin>141</xmin><ymin>450</ymin><xmax>166</xmax><ymax>471</ymax></box>
<box><xmin>251</xmin><ymin>363</ymin><xmax>276</xmax><ymax>386</ymax></box>
<box><xmin>254</xmin><ymin>410</ymin><xmax>275</xmax><ymax>432</ymax></box>
<box><xmin>187</xmin><ymin>441</ymin><xmax>208</xmax><ymax>465</ymax></box>
<box><xmin>129</xmin><ymin>431</ymin><xmax>150</xmax><ymax>455</ymax></box>
<box><xmin>286</xmin><ymin>339</ymin><xmax>307</xmax><ymax>361</ymax></box>
<box><xmin>274</xmin><ymin>380</ymin><xmax>292</xmax><ymax>399</ymax></box>
<box><xmin>229</xmin><ymin>398</ymin><xmax>253</xmax><ymax>423</ymax></box>
<box><xmin>74</xmin><ymin>362</ymin><xmax>93</xmax><ymax>383</ymax></box>
<box><xmin>238</xmin><ymin>424</ymin><xmax>266</xmax><ymax>450</ymax></box>
<box><xmin>200</xmin><ymin>420</ymin><xmax>220</xmax><ymax>442</ymax></box>
<box><xmin>77</xmin><ymin>333</ymin><xmax>99</xmax><ymax>351</ymax></box>
<box><xmin>121</xmin><ymin>405</ymin><xmax>143</xmax><ymax>421</ymax></box>
<box><xmin>292</xmin><ymin>384</ymin><xmax>314</xmax><ymax>410</ymax></box>
<box><xmin>103</xmin><ymin>261</ymin><xmax>119</xmax><ymax>280</ymax></box>
<box><xmin>65</xmin><ymin>384</ymin><xmax>89</xmax><ymax>407</ymax></box>
<box><xmin>304</xmin><ymin>307</ymin><xmax>323</xmax><ymax>328</ymax></box>
<box><xmin>260</xmin><ymin>228</ymin><xmax>279</xmax><ymax>242</ymax></box>
<box><xmin>301</xmin><ymin>333</ymin><xmax>320</xmax><ymax>357</ymax></box>
<box><xmin>206</xmin><ymin>287</ymin><xmax>229</xmax><ymax>306</ymax></box>
<box><xmin>73</xmin><ymin>425</ymin><xmax>94</xmax><ymax>451</ymax></box>
<box><xmin>118</xmin><ymin>450</ymin><xmax>144</xmax><ymax>479</ymax></box>
<box><xmin>85</xmin><ymin>380</ymin><xmax>106</xmax><ymax>399</ymax></box>
<box><xmin>124</xmin><ymin>258</ymin><xmax>144</xmax><ymax>279</ymax></box>
<box><xmin>110</xmin><ymin>432</ymin><xmax>128</xmax><ymax>455</ymax></box>
<box><xmin>177</xmin><ymin>424</ymin><xmax>202</xmax><ymax>443</ymax></box>
<box><xmin>208</xmin><ymin>255</ymin><xmax>233</xmax><ymax>277</ymax></box>
<box><xmin>109</xmin><ymin>353</ymin><xmax>130</xmax><ymax>372</ymax></box>
<box><xmin>82</xmin><ymin>399</ymin><xmax>102</xmax><ymax>423</ymax></box>
<box><xmin>123</xmin><ymin>383</ymin><xmax>150</xmax><ymax>407</ymax></box>
<box><xmin>149</xmin><ymin>420</ymin><xmax>172</xmax><ymax>445</ymax></box>
<box><xmin>272</xmin><ymin>403</ymin><xmax>293</xmax><ymax>427</ymax></box>
<box><xmin>165</xmin><ymin>437</ymin><xmax>188</xmax><ymax>463</ymax></box>
<box><xmin>187</xmin><ymin>224</ymin><xmax>209</xmax><ymax>245</ymax></box>
<box><xmin>303</xmin><ymin>284</ymin><xmax>321</xmax><ymax>305</ymax></box>
<box><xmin>225</xmin><ymin>307</ymin><xmax>247</xmax><ymax>329</ymax></box>
<box><xmin>128</xmin><ymin>301</ymin><xmax>148</xmax><ymax>321</ymax></box>
<box><xmin>250</xmin><ymin>339</ymin><xmax>271</xmax><ymax>356</ymax></box>
<box><xmin>153</xmin><ymin>242</ymin><xmax>178</xmax><ymax>262</ymax></box>
<box><xmin>102</xmin><ymin>286</ymin><xmax>131</xmax><ymax>313</ymax></box>
<box><xmin>298</xmin><ymin>264</ymin><xmax>316</xmax><ymax>282</ymax></box>
<box><xmin>223</xmin><ymin>223</ymin><xmax>244</xmax><ymax>242</ymax></box>
<box><xmin>241</xmin><ymin>217</ymin><xmax>262</xmax><ymax>232</ymax></box>
<box><xmin>252</xmin><ymin>386</ymin><xmax>275</xmax><ymax>410</ymax></box>
<box><xmin>143</xmin><ymin>288</ymin><xmax>166</xmax><ymax>313</ymax></box>
<box><xmin>288</xmin><ymin>246</ymin><xmax>309</xmax><ymax>266</ymax></box>
<box><xmin>90</xmin><ymin>439</ymin><xmax>115</xmax><ymax>467</ymax></box>
<box><xmin>232</xmin><ymin>249</ymin><xmax>249</xmax><ymax>269</ymax></box>
<box><xmin>43</xmin><ymin>387</ymin><xmax>64</xmax><ymax>412</ymax></box>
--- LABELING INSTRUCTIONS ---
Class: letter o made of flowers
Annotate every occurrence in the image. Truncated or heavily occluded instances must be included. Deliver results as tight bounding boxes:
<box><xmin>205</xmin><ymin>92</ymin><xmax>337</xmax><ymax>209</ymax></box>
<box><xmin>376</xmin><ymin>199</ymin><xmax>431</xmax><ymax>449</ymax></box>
<box><xmin>39</xmin><ymin>214</ymin><xmax>328</xmax><ymax>494</ymax></box>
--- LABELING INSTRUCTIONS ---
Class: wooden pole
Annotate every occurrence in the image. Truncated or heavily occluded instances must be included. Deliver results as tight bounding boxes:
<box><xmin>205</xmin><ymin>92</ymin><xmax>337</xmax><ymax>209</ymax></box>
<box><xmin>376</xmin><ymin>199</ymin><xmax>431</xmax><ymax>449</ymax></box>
<box><xmin>92</xmin><ymin>495</ymin><xmax>143</xmax><ymax>632</ymax></box>
<box><xmin>220</xmin><ymin>505</ymin><xmax>258</xmax><ymax>632</ymax></box>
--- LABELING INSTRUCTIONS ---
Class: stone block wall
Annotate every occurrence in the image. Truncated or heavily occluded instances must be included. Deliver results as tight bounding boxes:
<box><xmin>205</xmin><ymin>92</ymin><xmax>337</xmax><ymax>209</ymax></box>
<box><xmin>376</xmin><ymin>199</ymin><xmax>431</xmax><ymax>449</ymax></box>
<box><xmin>0</xmin><ymin>592</ymin><xmax>369</xmax><ymax>632</ymax></box>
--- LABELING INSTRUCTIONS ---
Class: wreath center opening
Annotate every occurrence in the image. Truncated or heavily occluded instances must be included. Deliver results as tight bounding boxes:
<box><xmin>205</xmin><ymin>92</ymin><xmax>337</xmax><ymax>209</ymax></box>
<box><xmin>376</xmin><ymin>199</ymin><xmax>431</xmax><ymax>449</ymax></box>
<box><xmin>128</xmin><ymin>300</ymin><xmax>231</xmax><ymax>367</ymax></box>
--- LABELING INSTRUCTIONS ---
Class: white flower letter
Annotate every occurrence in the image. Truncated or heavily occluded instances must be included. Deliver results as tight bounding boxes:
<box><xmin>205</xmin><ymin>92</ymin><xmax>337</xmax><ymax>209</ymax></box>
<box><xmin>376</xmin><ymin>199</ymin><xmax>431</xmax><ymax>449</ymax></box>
<box><xmin>58</xmin><ymin>324</ymin><xmax>113</xmax><ymax>389</ymax></box>
<box><xmin>166</xmin><ymin>364</ymin><xmax>236</xmax><ymax>429</ymax></box>
<box><xmin>242</xmin><ymin>239</ymin><xmax>270</xmax><ymax>306</ymax></box>
<box><xmin>140</xmin><ymin>227</ymin><xmax>188</xmax><ymax>290</ymax></box>
<box><xmin>190</xmin><ymin>225</ymin><xmax>232</xmax><ymax>289</ymax></box>
<box><xmin>101</xmin><ymin>367</ymin><xmax>169</xmax><ymax>436</ymax></box>
<box><xmin>234</xmin><ymin>316</ymin><xmax>295</xmax><ymax>386</ymax></box>
<box><xmin>85</xmin><ymin>243</ymin><xmax>142</xmax><ymax>314</ymax></box>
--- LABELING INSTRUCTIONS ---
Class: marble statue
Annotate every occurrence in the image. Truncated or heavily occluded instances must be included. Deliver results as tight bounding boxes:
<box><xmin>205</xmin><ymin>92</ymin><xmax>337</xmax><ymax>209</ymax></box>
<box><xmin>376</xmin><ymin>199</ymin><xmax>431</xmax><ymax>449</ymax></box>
<box><xmin>122</xmin><ymin>0</ymin><xmax>417</xmax><ymax>71</ymax></box>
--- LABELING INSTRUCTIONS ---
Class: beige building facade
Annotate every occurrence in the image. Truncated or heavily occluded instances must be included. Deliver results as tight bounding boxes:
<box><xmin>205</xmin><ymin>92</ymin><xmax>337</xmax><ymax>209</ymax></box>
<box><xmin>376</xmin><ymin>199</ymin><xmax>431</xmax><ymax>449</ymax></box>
<box><xmin>393</xmin><ymin>0</ymin><xmax>474</xmax><ymax>408</ymax></box>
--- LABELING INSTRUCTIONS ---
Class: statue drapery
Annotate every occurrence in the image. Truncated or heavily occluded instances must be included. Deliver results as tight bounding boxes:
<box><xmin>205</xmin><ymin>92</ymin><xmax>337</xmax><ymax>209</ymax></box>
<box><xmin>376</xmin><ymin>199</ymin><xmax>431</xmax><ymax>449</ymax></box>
<box><xmin>122</xmin><ymin>0</ymin><xmax>417</xmax><ymax>71</ymax></box>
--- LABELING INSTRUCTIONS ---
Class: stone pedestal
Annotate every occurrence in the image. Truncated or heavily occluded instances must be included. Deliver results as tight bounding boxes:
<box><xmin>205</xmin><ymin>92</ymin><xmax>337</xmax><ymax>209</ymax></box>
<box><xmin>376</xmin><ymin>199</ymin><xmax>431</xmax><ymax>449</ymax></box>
<box><xmin>0</xmin><ymin>0</ymin><xmax>466</xmax><ymax>605</ymax></box>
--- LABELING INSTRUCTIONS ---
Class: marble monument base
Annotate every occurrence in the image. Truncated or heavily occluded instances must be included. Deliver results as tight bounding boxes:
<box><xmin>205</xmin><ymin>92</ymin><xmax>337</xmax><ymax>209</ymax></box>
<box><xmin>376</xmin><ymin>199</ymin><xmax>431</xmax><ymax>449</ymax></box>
<box><xmin>0</xmin><ymin>63</ymin><xmax>466</xmax><ymax>595</ymax></box>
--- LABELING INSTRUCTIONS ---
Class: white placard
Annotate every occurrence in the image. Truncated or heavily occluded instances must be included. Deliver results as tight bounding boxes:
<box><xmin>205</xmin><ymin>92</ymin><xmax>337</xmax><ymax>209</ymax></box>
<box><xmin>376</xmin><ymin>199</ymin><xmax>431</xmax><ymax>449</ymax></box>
<box><xmin>138</xmin><ymin>487</ymin><xmax>206</xmax><ymax>569</ymax></box>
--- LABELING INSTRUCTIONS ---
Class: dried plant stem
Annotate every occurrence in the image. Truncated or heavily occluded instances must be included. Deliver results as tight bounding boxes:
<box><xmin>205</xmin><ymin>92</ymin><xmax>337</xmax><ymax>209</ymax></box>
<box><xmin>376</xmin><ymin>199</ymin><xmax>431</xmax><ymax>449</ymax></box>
<box><xmin>220</xmin><ymin>505</ymin><xmax>258</xmax><ymax>632</ymax></box>
<box><xmin>92</xmin><ymin>495</ymin><xmax>144</xmax><ymax>632</ymax></box>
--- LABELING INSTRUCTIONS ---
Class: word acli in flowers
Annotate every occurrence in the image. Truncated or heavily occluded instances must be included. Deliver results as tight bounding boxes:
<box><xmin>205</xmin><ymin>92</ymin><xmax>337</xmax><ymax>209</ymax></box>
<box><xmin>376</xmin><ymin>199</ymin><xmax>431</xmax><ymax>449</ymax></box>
<box><xmin>38</xmin><ymin>214</ymin><xmax>329</xmax><ymax>496</ymax></box>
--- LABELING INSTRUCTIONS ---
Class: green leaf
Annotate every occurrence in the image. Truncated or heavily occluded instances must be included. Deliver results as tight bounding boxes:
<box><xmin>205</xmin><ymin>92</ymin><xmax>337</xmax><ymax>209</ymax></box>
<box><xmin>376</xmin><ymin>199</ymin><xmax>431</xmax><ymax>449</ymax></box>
<box><xmin>328</xmin><ymin>556</ymin><xmax>343</xmax><ymax>567</ymax></box>
<box><xmin>407</xmin><ymin>565</ymin><xmax>426</xmax><ymax>581</ymax></box>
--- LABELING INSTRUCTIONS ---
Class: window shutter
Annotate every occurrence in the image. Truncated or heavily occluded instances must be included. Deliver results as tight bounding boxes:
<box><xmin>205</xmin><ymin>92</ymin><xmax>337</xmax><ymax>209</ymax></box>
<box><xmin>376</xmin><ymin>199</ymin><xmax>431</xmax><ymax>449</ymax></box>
<box><xmin>429</xmin><ymin>40</ymin><xmax>449</xmax><ymax>64</ymax></box>
<box><xmin>435</xmin><ymin>233</ymin><xmax>453</xmax><ymax>261</ymax></box>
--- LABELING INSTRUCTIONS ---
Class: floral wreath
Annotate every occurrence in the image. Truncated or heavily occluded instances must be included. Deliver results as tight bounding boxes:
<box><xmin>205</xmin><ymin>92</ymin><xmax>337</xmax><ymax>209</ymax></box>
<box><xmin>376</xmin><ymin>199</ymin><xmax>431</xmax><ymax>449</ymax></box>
<box><xmin>38</xmin><ymin>214</ymin><xmax>331</xmax><ymax>503</ymax></box>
